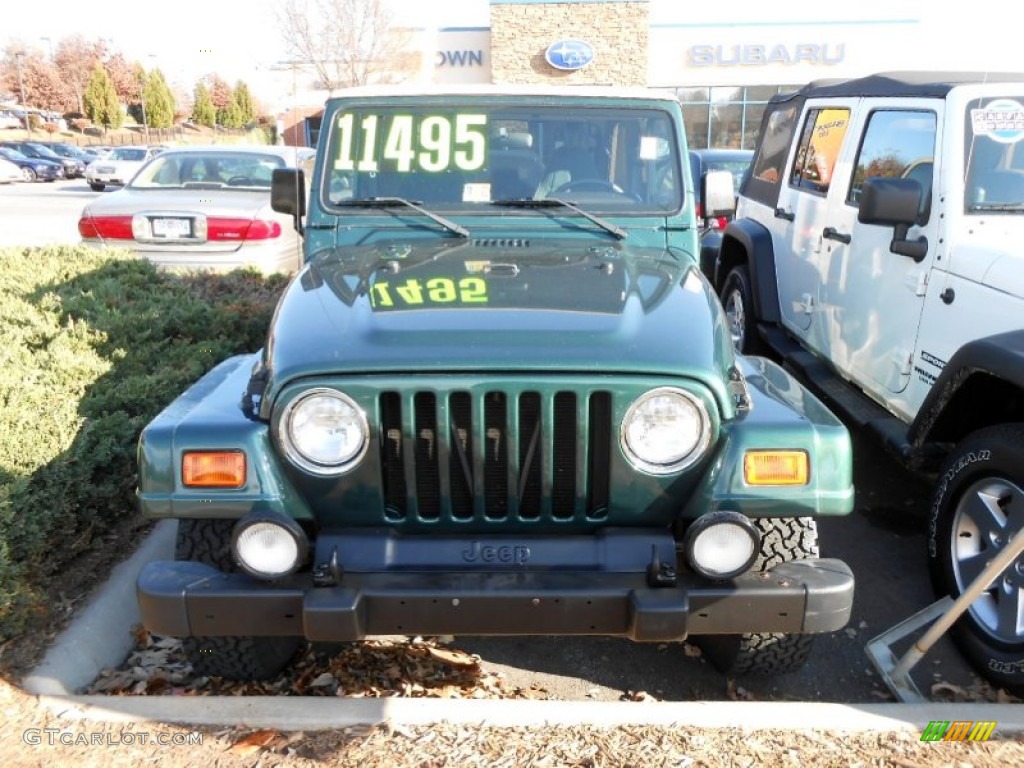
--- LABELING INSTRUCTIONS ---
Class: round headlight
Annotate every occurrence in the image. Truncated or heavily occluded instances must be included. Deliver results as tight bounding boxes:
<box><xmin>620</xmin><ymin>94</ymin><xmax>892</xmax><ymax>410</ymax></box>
<box><xmin>281</xmin><ymin>388</ymin><xmax>368</xmax><ymax>474</ymax></box>
<box><xmin>621</xmin><ymin>388</ymin><xmax>709</xmax><ymax>474</ymax></box>
<box><xmin>683</xmin><ymin>512</ymin><xmax>759</xmax><ymax>579</ymax></box>
<box><xmin>233</xmin><ymin>518</ymin><xmax>307</xmax><ymax>579</ymax></box>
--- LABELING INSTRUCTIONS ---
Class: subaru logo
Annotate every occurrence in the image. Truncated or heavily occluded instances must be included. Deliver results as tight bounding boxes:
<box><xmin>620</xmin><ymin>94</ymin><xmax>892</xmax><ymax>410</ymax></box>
<box><xmin>545</xmin><ymin>40</ymin><xmax>595</xmax><ymax>71</ymax></box>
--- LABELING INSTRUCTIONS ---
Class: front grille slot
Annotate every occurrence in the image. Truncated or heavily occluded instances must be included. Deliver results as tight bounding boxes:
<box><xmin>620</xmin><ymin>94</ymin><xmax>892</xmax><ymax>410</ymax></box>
<box><xmin>378</xmin><ymin>387</ymin><xmax>612</xmax><ymax>525</ymax></box>
<box><xmin>413</xmin><ymin>392</ymin><xmax>441</xmax><ymax>520</ymax></box>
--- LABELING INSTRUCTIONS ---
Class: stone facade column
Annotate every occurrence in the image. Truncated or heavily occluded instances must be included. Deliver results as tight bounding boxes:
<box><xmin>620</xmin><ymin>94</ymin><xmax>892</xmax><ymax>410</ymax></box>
<box><xmin>490</xmin><ymin>0</ymin><xmax>649</xmax><ymax>86</ymax></box>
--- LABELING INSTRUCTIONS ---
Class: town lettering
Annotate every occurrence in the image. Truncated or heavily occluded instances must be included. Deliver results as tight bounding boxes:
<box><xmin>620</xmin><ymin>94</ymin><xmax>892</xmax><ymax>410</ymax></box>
<box><xmin>688</xmin><ymin>44</ymin><xmax>845</xmax><ymax>67</ymax></box>
<box><xmin>437</xmin><ymin>50</ymin><xmax>485</xmax><ymax>67</ymax></box>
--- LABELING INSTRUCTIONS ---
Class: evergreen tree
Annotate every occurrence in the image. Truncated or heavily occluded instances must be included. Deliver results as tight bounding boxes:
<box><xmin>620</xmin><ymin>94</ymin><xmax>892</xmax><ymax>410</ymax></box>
<box><xmin>234</xmin><ymin>81</ymin><xmax>255</xmax><ymax>125</ymax></box>
<box><xmin>83</xmin><ymin>63</ymin><xmax>122</xmax><ymax>130</ymax></box>
<box><xmin>192</xmin><ymin>82</ymin><xmax>216</xmax><ymax>128</ymax></box>
<box><xmin>142</xmin><ymin>69</ymin><xmax>175</xmax><ymax>128</ymax></box>
<box><xmin>218</xmin><ymin>95</ymin><xmax>245</xmax><ymax>129</ymax></box>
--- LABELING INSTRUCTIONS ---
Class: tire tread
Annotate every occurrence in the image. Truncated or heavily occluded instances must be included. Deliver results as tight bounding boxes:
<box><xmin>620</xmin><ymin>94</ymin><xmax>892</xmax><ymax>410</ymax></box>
<box><xmin>175</xmin><ymin>519</ymin><xmax>302</xmax><ymax>681</ymax></box>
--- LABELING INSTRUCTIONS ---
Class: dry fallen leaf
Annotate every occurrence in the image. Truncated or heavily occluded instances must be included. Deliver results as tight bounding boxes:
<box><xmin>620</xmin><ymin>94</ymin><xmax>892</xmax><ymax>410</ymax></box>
<box><xmin>931</xmin><ymin>681</ymin><xmax>969</xmax><ymax>699</ymax></box>
<box><xmin>426</xmin><ymin>646</ymin><xmax>481</xmax><ymax>668</ymax></box>
<box><xmin>621</xmin><ymin>690</ymin><xmax>656</xmax><ymax>702</ymax></box>
<box><xmin>228</xmin><ymin>729</ymin><xmax>281</xmax><ymax>756</ymax></box>
<box><xmin>131</xmin><ymin>624</ymin><xmax>151</xmax><ymax>647</ymax></box>
<box><xmin>997</xmin><ymin>688</ymin><xmax>1022</xmax><ymax>703</ymax></box>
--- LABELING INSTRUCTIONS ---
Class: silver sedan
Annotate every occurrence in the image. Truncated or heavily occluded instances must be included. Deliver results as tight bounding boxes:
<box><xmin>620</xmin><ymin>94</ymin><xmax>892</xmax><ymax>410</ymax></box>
<box><xmin>78</xmin><ymin>145</ymin><xmax>308</xmax><ymax>274</ymax></box>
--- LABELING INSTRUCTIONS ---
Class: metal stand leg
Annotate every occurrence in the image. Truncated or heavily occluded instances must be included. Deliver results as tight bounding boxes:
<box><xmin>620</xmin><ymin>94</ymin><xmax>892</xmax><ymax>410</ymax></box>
<box><xmin>866</xmin><ymin>525</ymin><xmax>1024</xmax><ymax>702</ymax></box>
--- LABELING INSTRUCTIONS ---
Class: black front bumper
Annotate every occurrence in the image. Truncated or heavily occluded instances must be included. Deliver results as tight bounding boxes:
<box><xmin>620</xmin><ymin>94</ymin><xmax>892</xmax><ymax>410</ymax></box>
<box><xmin>138</xmin><ymin>557</ymin><xmax>854</xmax><ymax>642</ymax></box>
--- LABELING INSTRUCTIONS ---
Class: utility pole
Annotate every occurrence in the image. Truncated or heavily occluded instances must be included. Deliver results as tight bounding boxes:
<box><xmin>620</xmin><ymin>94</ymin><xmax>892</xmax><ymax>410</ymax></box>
<box><xmin>140</xmin><ymin>80</ymin><xmax>150</xmax><ymax>144</ymax></box>
<box><xmin>14</xmin><ymin>51</ymin><xmax>30</xmax><ymax>136</ymax></box>
<box><xmin>271</xmin><ymin>60</ymin><xmax>302</xmax><ymax>146</ymax></box>
<box><xmin>139</xmin><ymin>55</ymin><xmax>156</xmax><ymax>144</ymax></box>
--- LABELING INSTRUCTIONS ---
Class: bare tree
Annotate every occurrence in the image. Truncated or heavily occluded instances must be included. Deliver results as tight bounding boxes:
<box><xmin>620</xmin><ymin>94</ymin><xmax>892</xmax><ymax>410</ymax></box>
<box><xmin>53</xmin><ymin>36</ymin><xmax>107</xmax><ymax>114</ymax></box>
<box><xmin>278</xmin><ymin>0</ymin><xmax>417</xmax><ymax>91</ymax></box>
<box><xmin>104</xmin><ymin>52</ymin><xmax>139</xmax><ymax>104</ymax></box>
<box><xmin>2</xmin><ymin>47</ymin><xmax>68</xmax><ymax>112</ymax></box>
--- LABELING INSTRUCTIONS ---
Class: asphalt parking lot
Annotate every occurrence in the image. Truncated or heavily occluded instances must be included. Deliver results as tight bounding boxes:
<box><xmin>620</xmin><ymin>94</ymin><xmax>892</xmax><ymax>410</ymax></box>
<box><xmin>5</xmin><ymin>180</ymin><xmax>1000</xmax><ymax>705</ymax></box>
<box><xmin>0</xmin><ymin>177</ymin><xmax>97</xmax><ymax>247</ymax></box>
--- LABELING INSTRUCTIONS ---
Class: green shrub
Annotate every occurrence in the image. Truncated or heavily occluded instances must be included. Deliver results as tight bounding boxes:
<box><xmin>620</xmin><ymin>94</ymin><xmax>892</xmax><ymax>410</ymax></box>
<box><xmin>0</xmin><ymin>246</ymin><xmax>288</xmax><ymax>640</ymax></box>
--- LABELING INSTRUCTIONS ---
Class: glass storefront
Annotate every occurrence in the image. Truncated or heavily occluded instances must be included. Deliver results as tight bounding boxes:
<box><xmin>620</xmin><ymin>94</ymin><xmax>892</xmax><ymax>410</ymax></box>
<box><xmin>676</xmin><ymin>85</ymin><xmax>800</xmax><ymax>150</ymax></box>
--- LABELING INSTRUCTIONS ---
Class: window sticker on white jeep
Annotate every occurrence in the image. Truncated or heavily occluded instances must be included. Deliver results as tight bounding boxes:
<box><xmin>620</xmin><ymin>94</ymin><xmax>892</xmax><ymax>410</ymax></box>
<box><xmin>370</xmin><ymin>277</ymin><xmax>488</xmax><ymax>308</ymax></box>
<box><xmin>334</xmin><ymin>113</ymin><xmax>488</xmax><ymax>173</ymax></box>
<box><xmin>791</xmin><ymin>108</ymin><xmax>849</xmax><ymax>192</ymax></box>
<box><xmin>971</xmin><ymin>99</ymin><xmax>1024</xmax><ymax>144</ymax></box>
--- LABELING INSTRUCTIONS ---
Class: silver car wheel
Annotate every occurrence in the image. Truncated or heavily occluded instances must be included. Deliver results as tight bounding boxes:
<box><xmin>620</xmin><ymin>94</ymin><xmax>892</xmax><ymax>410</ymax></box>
<box><xmin>951</xmin><ymin>476</ymin><xmax>1024</xmax><ymax>644</ymax></box>
<box><xmin>724</xmin><ymin>288</ymin><xmax>746</xmax><ymax>350</ymax></box>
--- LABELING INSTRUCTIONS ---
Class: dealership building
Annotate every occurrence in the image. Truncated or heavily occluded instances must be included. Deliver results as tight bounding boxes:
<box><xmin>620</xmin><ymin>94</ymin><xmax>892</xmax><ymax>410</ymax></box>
<box><xmin>285</xmin><ymin>0</ymin><xmax>1012</xmax><ymax>148</ymax></box>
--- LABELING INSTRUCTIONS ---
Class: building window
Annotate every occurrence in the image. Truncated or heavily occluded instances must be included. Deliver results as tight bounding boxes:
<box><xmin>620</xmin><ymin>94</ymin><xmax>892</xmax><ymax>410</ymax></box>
<box><xmin>676</xmin><ymin>84</ymin><xmax>799</xmax><ymax>150</ymax></box>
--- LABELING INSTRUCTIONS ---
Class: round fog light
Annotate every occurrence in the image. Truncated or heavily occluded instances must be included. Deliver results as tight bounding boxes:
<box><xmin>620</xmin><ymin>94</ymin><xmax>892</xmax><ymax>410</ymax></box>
<box><xmin>684</xmin><ymin>512</ymin><xmax>759</xmax><ymax>579</ymax></box>
<box><xmin>233</xmin><ymin>518</ymin><xmax>307</xmax><ymax>579</ymax></box>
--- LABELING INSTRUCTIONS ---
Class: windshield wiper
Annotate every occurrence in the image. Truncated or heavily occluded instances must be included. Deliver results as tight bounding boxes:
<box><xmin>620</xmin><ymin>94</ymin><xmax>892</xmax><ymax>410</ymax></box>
<box><xmin>968</xmin><ymin>202</ymin><xmax>1024</xmax><ymax>212</ymax></box>
<box><xmin>334</xmin><ymin>197</ymin><xmax>469</xmax><ymax>238</ymax></box>
<box><xmin>491</xmin><ymin>198</ymin><xmax>627</xmax><ymax>240</ymax></box>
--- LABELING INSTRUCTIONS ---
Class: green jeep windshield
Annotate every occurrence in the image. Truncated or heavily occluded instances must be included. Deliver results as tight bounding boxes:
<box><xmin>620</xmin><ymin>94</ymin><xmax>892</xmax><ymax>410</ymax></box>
<box><xmin>321</xmin><ymin>104</ymin><xmax>682</xmax><ymax>214</ymax></box>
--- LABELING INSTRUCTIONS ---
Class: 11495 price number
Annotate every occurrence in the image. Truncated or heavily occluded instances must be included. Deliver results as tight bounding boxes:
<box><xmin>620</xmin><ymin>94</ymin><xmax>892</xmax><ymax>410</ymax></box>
<box><xmin>334</xmin><ymin>113</ymin><xmax>488</xmax><ymax>174</ymax></box>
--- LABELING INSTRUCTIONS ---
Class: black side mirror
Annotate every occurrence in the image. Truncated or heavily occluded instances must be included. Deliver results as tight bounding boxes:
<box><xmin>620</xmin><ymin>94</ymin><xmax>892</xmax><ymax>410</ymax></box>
<box><xmin>271</xmin><ymin>168</ymin><xmax>306</xmax><ymax>234</ymax></box>
<box><xmin>858</xmin><ymin>177</ymin><xmax>928</xmax><ymax>262</ymax></box>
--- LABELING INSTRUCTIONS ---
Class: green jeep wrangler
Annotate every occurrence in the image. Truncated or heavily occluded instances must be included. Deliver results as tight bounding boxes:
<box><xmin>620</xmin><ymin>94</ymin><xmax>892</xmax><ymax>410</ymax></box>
<box><xmin>136</xmin><ymin>86</ymin><xmax>855</xmax><ymax>682</ymax></box>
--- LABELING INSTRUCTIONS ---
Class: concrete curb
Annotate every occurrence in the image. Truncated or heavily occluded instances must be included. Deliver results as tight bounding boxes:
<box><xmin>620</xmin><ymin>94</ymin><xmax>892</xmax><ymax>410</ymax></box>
<box><xmin>23</xmin><ymin>519</ymin><xmax>177</xmax><ymax>697</ymax></box>
<box><xmin>20</xmin><ymin>521</ymin><xmax>1024</xmax><ymax>733</ymax></box>
<box><xmin>35</xmin><ymin>696</ymin><xmax>1024</xmax><ymax>734</ymax></box>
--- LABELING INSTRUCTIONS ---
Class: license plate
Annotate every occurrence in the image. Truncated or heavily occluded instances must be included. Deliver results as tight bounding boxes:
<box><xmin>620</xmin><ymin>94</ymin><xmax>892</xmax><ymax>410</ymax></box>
<box><xmin>151</xmin><ymin>217</ymin><xmax>192</xmax><ymax>238</ymax></box>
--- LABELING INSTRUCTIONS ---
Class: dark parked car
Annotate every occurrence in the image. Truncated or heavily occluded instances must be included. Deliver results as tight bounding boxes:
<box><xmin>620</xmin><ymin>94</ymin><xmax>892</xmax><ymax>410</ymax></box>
<box><xmin>689</xmin><ymin>148</ymin><xmax>753</xmax><ymax>230</ymax></box>
<box><xmin>0</xmin><ymin>146</ymin><xmax>63</xmax><ymax>181</ymax></box>
<box><xmin>0</xmin><ymin>141</ymin><xmax>80</xmax><ymax>179</ymax></box>
<box><xmin>33</xmin><ymin>141</ymin><xmax>93</xmax><ymax>177</ymax></box>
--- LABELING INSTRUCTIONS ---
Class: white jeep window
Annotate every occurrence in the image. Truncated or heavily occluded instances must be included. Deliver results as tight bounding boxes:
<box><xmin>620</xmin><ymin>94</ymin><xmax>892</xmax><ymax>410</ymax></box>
<box><xmin>848</xmin><ymin>110</ymin><xmax>936</xmax><ymax>220</ymax></box>
<box><xmin>964</xmin><ymin>96</ymin><xmax>1024</xmax><ymax>213</ymax></box>
<box><xmin>790</xmin><ymin>108</ymin><xmax>850</xmax><ymax>195</ymax></box>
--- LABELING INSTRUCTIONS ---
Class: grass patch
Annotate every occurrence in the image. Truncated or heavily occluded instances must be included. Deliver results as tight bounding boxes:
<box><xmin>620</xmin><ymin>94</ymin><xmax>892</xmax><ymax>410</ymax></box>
<box><xmin>0</xmin><ymin>246</ymin><xmax>288</xmax><ymax>640</ymax></box>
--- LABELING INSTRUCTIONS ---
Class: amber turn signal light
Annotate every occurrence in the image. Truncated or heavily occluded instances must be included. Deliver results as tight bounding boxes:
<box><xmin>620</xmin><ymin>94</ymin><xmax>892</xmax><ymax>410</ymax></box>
<box><xmin>743</xmin><ymin>450</ymin><xmax>809</xmax><ymax>486</ymax></box>
<box><xmin>182</xmin><ymin>451</ymin><xmax>246</xmax><ymax>488</ymax></box>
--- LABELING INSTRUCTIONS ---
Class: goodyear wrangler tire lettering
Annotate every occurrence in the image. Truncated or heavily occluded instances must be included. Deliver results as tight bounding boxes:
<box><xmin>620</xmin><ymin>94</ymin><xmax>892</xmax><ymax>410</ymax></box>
<box><xmin>928</xmin><ymin>424</ymin><xmax>1024</xmax><ymax>695</ymax></box>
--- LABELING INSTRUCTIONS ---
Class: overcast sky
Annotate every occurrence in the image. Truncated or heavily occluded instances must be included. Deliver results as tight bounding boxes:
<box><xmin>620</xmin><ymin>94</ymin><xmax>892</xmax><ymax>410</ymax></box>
<box><xmin>4</xmin><ymin>0</ymin><xmax>927</xmax><ymax>83</ymax></box>
<box><xmin>6</xmin><ymin>0</ymin><xmax>967</xmax><ymax>110</ymax></box>
<box><xmin>3</xmin><ymin>0</ymin><xmax>488</xmax><ymax>89</ymax></box>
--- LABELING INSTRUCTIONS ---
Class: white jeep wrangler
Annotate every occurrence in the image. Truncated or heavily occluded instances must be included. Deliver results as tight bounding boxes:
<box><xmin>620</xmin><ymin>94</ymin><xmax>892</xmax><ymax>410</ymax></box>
<box><xmin>705</xmin><ymin>71</ymin><xmax>1024</xmax><ymax>693</ymax></box>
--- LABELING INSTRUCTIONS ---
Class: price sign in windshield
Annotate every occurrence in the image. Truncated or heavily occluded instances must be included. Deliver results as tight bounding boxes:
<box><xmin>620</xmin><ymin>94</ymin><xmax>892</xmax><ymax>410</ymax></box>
<box><xmin>333</xmin><ymin>113</ymin><xmax>488</xmax><ymax>174</ymax></box>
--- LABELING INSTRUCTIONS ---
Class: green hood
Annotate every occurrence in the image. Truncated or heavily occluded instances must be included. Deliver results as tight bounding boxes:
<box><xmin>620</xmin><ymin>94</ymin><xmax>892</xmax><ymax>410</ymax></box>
<box><xmin>261</xmin><ymin>238</ymin><xmax>735</xmax><ymax>410</ymax></box>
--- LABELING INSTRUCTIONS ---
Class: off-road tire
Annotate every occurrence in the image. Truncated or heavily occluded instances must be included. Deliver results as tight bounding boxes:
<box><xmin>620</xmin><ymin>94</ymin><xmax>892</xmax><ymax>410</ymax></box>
<box><xmin>927</xmin><ymin>424</ymin><xmax>1024</xmax><ymax>695</ymax></box>
<box><xmin>697</xmin><ymin>517</ymin><xmax>818</xmax><ymax>675</ymax></box>
<box><xmin>175</xmin><ymin>518</ymin><xmax>303</xmax><ymax>681</ymax></box>
<box><xmin>719</xmin><ymin>265</ymin><xmax>764</xmax><ymax>355</ymax></box>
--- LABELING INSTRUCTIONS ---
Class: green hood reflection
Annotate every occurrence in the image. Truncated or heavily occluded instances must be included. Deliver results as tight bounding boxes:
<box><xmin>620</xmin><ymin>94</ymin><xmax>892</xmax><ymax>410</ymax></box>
<box><xmin>263</xmin><ymin>238</ymin><xmax>733</xmax><ymax>402</ymax></box>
